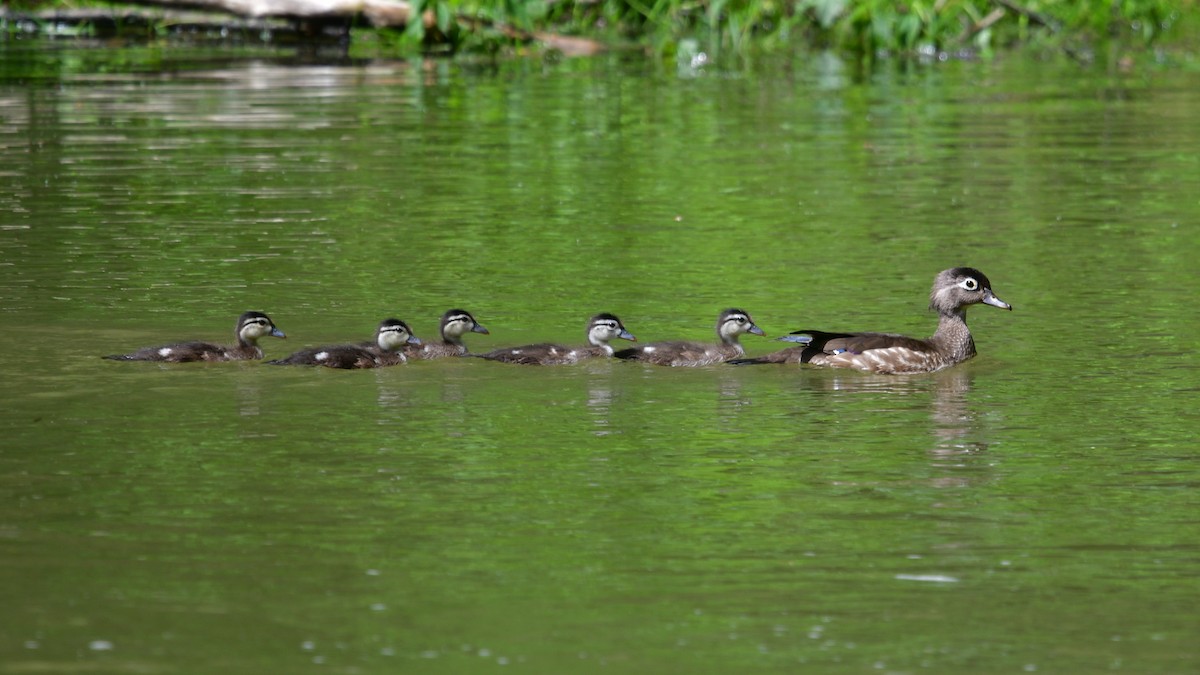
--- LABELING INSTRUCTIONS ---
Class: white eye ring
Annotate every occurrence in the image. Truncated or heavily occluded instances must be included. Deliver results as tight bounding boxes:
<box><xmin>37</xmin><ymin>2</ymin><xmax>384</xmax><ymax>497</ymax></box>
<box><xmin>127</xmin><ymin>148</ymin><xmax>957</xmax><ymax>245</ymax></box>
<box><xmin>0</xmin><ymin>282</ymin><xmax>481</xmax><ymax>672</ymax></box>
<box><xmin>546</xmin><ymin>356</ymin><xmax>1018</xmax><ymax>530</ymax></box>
<box><xmin>960</xmin><ymin>278</ymin><xmax>979</xmax><ymax>291</ymax></box>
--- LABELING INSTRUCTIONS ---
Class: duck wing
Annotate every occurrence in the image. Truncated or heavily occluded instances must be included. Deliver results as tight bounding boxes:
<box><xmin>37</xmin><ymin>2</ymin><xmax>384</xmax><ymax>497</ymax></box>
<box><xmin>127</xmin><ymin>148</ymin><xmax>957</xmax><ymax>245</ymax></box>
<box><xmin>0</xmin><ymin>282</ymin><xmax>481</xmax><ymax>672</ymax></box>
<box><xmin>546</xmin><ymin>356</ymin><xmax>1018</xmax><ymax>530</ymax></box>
<box><xmin>794</xmin><ymin>330</ymin><xmax>931</xmax><ymax>356</ymax></box>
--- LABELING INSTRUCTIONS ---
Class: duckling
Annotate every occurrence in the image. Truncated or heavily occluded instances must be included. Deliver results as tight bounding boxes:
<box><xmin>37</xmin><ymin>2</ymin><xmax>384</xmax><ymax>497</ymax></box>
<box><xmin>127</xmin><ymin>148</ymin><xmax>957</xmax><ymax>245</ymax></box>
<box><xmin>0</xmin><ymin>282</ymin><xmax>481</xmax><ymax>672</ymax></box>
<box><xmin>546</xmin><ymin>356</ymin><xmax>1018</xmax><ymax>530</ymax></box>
<box><xmin>267</xmin><ymin>319</ymin><xmax>421</xmax><ymax>369</ymax></box>
<box><xmin>730</xmin><ymin>267</ymin><xmax>1012</xmax><ymax>374</ymax></box>
<box><xmin>477</xmin><ymin>313</ymin><xmax>636</xmax><ymax>365</ymax></box>
<box><xmin>613</xmin><ymin>308</ymin><xmax>765</xmax><ymax>367</ymax></box>
<box><xmin>103</xmin><ymin>311</ymin><xmax>286</xmax><ymax>362</ymax></box>
<box><xmin>403</xmin><ymin>309</ymin><xmax>490</xmax><ymax>360</ymax></box>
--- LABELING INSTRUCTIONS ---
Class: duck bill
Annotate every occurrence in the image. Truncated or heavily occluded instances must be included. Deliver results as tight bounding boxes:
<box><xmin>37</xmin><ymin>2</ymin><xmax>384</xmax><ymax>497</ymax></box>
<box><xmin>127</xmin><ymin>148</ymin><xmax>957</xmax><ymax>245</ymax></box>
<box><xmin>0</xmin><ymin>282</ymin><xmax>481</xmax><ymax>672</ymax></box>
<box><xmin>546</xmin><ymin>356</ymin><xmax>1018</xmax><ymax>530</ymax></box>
<box><xmin>619</xmin><ymin>330</ymin><xmax>637</xmax><ymax>342</ymax></box>
<box><xmin>982</xmin><ymin>290</ymin><xmax>1012</xmax><ymax>311</ymax></box>
<box><xmin>748</xmin><ymin>325</ymin><xmax>766</xmax><ymax>337</ymax></box>
<box><xmin>407</xmin><ymin>335</ymin><xmax>423</xmax><ymax>345</ymax></box>
<box><xmin>472</xmin><ymin>324</ymin><xmax>490</xmax><ymax>335</ymax></box>
<box><xmin>271</xmin><ymin>328</ymin><xmax>287</xmax><ymax>339</ymax></box>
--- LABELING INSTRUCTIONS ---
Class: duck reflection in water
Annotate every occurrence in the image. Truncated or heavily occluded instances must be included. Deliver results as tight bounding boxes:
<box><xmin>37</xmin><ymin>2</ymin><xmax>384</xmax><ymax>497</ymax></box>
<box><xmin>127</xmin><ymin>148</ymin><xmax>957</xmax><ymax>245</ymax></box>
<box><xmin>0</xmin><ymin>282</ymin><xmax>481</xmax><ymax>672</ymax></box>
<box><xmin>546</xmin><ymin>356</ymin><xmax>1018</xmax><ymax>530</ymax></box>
<box><xmin>587</xmin><ymin>376</ymin><xmax>615</xmax><ymax>436</ymax></box>
<box><xmin>373</xmin><ymin>370</ymin><xmax>413</xmax><ymax>418</ymax></box>
<box><xmin>715</xmin><ymin>370</ymin><xmax>751</xmax><ymax>427</ymax></box>
<box><xmin>237</xmin><ymin>381</ymin><xmax>262</xmax><ymax>418</ymax></box>
<box><xmin>798</xmin><ymin>369</ymin><xmax>988</xmax><ymax>486</ymax></box>
<box><xmin>926</xmin><ymin>369</ymin><xmax>985</xmax><ymax>459</ymax></box>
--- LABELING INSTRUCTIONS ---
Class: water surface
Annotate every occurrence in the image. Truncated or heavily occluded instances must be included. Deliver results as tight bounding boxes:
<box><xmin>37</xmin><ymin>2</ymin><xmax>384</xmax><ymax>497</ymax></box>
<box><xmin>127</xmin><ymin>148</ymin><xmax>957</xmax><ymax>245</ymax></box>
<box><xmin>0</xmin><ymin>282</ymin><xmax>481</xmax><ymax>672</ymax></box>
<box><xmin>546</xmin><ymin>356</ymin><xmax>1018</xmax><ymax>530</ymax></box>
<box><xmin>2</xmin><ymin>42</ymin><xmax>1199</xmax><ymax>673</ymax></box>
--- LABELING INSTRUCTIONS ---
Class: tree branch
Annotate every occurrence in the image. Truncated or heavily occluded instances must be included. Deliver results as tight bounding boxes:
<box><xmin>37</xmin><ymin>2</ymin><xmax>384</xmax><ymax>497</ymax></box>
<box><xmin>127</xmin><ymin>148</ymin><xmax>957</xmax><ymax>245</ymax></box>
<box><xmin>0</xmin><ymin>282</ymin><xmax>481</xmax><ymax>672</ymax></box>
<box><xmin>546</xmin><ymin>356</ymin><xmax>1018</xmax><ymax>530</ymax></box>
<box><xmin>991</xmin><ymin>0</ymin><xmax>1061</xmax><ymax>32</ymax></box>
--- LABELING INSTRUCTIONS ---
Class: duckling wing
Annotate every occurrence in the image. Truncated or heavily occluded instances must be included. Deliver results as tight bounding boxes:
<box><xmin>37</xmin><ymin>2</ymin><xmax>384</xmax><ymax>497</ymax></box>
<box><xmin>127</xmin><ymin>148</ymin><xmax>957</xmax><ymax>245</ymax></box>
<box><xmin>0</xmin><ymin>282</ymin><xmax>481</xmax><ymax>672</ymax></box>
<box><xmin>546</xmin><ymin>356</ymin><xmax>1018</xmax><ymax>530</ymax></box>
<box><xmin>268</xmin><ymin>345</ymin><xmax>380</xmax><ymax>369</ymax></box>
<box><xmin>478</xmin><ymin>343</ymin><xmax>575</xmax><ymax>365</ymax></box>
<box><xmin>104</xmin><ymin>340</ymin><xmax>227</xmax><ymax>362</ymax></box>
<box><xmin>613</xmin><ymin>340</ymin><xmax>722</xmax><ymax>367</ymax></box>
<box><xmin>728</xmin><ymin>345</ymin><xmax>808</xmax><ymax>365</ymax></box>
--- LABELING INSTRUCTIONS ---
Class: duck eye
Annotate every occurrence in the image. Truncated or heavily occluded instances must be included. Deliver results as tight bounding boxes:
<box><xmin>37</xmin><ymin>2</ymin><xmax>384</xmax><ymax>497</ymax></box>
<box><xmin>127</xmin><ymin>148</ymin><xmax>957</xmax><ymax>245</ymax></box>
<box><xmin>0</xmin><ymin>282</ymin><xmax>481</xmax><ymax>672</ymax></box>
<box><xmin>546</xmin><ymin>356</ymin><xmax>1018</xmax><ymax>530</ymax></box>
<box><xmin>960</xmin><ymin>278</ymin><xmax>979</xmax><ymax>291</ymax></box>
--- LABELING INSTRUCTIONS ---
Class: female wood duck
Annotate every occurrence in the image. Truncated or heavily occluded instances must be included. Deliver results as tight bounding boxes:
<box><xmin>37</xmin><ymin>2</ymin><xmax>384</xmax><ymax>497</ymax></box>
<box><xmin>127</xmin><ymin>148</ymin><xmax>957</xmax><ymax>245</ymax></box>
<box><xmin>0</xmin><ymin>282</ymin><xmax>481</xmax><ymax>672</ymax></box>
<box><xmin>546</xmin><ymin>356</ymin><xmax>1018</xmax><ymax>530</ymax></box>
<box><xmin>103</xmin><ymin>311</ymin><xmax>286</xmax><ymax>362</ymax></box>
<box><xmin>476</xmin><ymin>313</ymin><xmax>636</xmax><ymax>365</ymax></box>
<box><xmin>267</xmin><ymin>319</ymin><xmax>421</xmax><ymax>369</ymax></box>
<box><xmin>403</xmin><ymin>309</ymin><xmax>490</xmax><ymax>360</ymax></box>
<box><xmin>613</xmin><ymin>308</ymin><xmax>765</xmax><ymax>367</ymax></box>
<box><xmin>730</xmin><ymin>267</ymin><xmax>1012</xmax><ymax>374</ymax></box>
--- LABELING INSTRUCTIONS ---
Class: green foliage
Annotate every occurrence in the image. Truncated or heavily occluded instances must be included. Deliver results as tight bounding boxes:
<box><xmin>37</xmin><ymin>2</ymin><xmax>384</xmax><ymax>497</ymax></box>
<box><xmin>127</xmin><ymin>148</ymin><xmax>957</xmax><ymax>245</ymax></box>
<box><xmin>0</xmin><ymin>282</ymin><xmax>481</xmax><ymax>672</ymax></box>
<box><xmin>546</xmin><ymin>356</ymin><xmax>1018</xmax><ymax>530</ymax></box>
<box><xmin>10</xmin><ymin>0</ymin><xmax>1197</xmax><ymax>56</ymax></box>
<box><xmin>366</xmin><ymin>0</ymin><xmax>1193</xmax><ymax>57</ymax></box>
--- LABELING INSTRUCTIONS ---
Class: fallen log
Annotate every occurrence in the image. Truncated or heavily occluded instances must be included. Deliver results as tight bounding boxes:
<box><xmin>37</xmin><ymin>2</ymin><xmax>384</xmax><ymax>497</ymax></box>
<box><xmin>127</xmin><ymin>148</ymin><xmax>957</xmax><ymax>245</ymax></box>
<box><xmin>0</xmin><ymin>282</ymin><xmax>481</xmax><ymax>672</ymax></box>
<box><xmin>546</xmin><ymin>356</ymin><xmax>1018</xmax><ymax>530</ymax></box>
<box><xmin>2</xmin><ymin>7</ymin><xmax>294</xmax><ymax>32</ymax></box>
<box><xmin>10</xmin><ymin>0</ymin><xmax>606</xmax><ymax>54</ymax></box>
<box><xmin>991</xmin><ymin>0</ymin><xmax>1061</xmax><ymax>33</ymax></box>
<box><xmin>114</xmin><ymin>0</ymin><xmax>416</xmax><ymax>26</ymax></box>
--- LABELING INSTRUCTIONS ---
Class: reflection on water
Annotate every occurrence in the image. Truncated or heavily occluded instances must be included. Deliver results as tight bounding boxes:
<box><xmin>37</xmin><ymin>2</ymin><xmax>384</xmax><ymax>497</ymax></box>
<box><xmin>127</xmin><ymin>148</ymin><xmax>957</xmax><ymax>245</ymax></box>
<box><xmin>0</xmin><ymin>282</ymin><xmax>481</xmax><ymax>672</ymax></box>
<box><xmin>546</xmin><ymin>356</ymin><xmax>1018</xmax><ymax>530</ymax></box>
<box><xmin>585</xmin><ymin>371</ymin><xmax>616</xmax><ymax>436</ymax></box>
<box><xmin>794</xmin><ymin>367</ymin><xmax>989</xmax><ymax>486</ymax></box>
<box><xmin>714</xmin><ymin>370</ymin><xmax>750</xmax><ymax>425</ymax></box>
<box><xmin>235</xmin><ymin>379</ymin><xmax>264</xmax><ymax>418</ymax></box>
<box><xmin>436</xmin><ymin>374</ymin><xmax>470</xmax><ymax>438</ymax></box>
<box><xmin>926</xmin><ymin>369</ymin><xmax>984</xmax><ymax>460</ymax></box>
<box><xmin>373</xmin><ymin>369</ymin><xmax>411</xmax><ymax>419</ymax></box>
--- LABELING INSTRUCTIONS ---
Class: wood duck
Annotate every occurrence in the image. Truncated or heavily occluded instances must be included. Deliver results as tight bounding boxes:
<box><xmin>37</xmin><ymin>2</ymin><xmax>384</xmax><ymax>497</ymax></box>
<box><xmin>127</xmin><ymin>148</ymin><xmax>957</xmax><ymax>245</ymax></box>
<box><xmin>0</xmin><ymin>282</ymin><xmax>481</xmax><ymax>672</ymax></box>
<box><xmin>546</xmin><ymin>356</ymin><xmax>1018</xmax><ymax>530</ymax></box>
<box><xmin>613</xmin><ymin>308</ymin><xmax>765</xmax><ymax>367</ymax></box>
<box><xmin>730</xmin><ymin>267</ymin><xmax>1012</xmax><ymax>374</ymax></box>
<box><xmin>403</xmin><ymin>309</ymin><xmax>490</xmax><ymax>359</ymax></box>
<box><xmin>476</xmin><ymin>313</ymin><xmax>636</xmax><ymax>365</ymax></box>
<box><xmin>267</xmin><ymin>319</ymin><xmax>421</xmax><ymax>369</ymax></box>
<box><xmin>103</xmin><ymin>311</ymin><xmax>286</xmax><ymax>362</ymax></box>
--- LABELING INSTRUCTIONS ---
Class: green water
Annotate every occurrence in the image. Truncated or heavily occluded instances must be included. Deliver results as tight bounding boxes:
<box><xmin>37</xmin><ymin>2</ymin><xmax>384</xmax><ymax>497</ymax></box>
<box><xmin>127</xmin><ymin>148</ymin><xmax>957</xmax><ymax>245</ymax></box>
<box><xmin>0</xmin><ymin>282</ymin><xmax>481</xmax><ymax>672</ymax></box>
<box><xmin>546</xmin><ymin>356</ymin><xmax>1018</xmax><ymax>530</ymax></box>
<box><xmin>2</xmin><ymin>43</ymin><xmax>1199</xmax><ymax>673</ymax></box>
